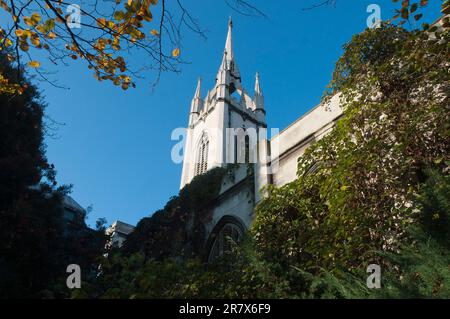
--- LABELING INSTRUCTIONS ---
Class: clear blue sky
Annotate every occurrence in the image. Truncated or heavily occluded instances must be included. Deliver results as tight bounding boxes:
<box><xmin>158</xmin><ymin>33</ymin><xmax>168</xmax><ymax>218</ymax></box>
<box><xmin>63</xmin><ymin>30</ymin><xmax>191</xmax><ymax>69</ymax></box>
<box><xmin>38</xmin><ymin>0</ymin><xmax>442</xmax><ymax>227</ymax></box>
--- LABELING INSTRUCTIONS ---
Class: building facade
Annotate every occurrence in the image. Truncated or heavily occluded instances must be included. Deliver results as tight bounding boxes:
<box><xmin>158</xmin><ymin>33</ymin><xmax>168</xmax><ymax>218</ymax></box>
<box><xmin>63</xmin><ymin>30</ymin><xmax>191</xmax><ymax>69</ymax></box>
<box><xmin>180</xmin><ymin>18</ymin><xmax>343</xmax><ymax>261</ymax></box>
<box><xmin>106</xmin><ymin>220</ymin><xmax>135</xmax><ymax>248</ymax></box>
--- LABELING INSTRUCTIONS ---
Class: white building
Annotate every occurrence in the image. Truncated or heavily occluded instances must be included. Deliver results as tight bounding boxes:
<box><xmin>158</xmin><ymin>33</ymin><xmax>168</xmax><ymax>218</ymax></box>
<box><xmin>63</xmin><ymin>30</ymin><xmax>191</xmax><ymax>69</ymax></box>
<box><xmin>180</xmin><ymin>18</ymin><xmax>342</xmax><ymax>261</ymax></box>
<box><xmin>106</xmin><ymin>220</ymin><xmax>135</xmax><ymax>248</ymax></box>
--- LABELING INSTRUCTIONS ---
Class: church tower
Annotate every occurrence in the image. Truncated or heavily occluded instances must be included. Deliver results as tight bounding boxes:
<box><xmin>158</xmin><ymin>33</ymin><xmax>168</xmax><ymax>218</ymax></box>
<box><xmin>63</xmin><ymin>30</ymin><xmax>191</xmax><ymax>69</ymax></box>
<box><xmin>180</xmin><ymin>17</ymin><xmax>267</xmax><ymax>189</ymax></box>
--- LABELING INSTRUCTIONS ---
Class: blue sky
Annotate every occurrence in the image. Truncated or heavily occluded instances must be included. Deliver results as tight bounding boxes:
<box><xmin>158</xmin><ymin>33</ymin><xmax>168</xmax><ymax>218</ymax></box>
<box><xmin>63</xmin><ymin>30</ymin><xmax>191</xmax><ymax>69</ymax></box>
<box><xmin>37</xmin><ymin>0</ymin><xmax>442</xmax><ymax>227</ymax></box>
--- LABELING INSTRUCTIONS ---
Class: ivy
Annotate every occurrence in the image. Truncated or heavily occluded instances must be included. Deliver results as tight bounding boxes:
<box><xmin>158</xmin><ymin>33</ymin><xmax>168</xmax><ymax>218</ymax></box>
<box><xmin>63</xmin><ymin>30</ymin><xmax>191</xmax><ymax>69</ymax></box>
<box><xmin>253</xmin><ymin>24</ymin><xmax>449</xmax><ymax>272</ymax></box>
<box><xmin>77</xmin><ymin>23</ymin><xmax>450</xmax><ymax>299</ymax></box>
<box><xmin>122</xmin><ymin>166</ymin><xmax>228</xmax><ymax>260</ymax></box>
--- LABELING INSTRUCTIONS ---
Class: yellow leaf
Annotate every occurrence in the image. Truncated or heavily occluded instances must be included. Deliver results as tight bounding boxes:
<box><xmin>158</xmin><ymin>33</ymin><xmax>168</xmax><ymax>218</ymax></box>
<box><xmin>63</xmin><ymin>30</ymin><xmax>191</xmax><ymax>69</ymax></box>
<box><xmin>15</xmin><ymin>29</ymin><xmax>24</xmax><ymax>37</ymax></box>
<box><xmin>30</xmin><ymin>36</ymin><xmax>40</xmax><ymax>47</ymax></box>
<box><xmin>150</xmin><ymin>29</ymin><xmax>159</xmax><ymax>36</ymax></box>
<box><xmin>36</xmin><ymin>24</ymin><xmax>45</xmax><ymax>33</ymax></box>
<box><xmin>28</xmin><ymin>61</ymin><xmax>41</xmax><ymax>68</ymax></box>
<box><xmin>46</xmin><ymin>32</ymin><xmax>57</xmax><ymax>39</ymax></box>
<box><xmin>96</xmin><ymin>18</ymin><xmax>106</xmax><ymax>28</ymax></box>
<box><xmin>4</xmin><ymin>38</ymin><xmax>12</xmax><ymax>47</ymax></box>
<box><xmin>172</xmin><ymin>47</ymin><xmax>180</xmax><ymax>57</ymax></box>
<box><xmin>24</xmin><ymin>13</ymin><xmax>41</xmax><ymax>27</ymax></box>
<box><xmin>19</xmin><ymin>41</ymin><xmax>29</xmax><ymax>52</ymax></box>
<box><xmin>24</xmin><ymin>17</ymin><xmax>34</xmax><ymax>27</ymax></box>
<box><xmin>31</xmin><ymin>12</ymin><xmax>41</xmax><ymax>23</ymax></box>
<box><xmin>127</xmin><ymin>0</ymin><xmax>133</xmax><ymax>5</ymax></box>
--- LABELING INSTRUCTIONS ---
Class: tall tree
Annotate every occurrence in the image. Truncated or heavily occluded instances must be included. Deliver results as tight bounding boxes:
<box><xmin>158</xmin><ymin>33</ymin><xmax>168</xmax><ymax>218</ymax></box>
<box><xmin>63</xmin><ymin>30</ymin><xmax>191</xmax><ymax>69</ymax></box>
<box><xmin>0</xmin><ymin>51</ymin><xmax>105</xmax><ymax>298</ymax></box>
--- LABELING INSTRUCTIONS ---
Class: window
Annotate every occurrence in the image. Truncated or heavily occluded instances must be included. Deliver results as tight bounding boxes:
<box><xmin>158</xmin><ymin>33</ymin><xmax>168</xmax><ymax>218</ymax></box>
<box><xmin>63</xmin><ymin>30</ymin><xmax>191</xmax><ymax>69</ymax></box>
<box><xmin>195</xmin><ymin>133</ymin><xmax>209</xmax><ymax>176</ymax></box>
<box><xmin>208</xmin><ymin>223</ymin><xmax>243</xmax><ymax>261</ymax></box>
<box><xmin>234</xmin><ymin>130</ymin><xmax>251</xmax><ymax>164</ymax></box>
<box><xmin>245</xmin><ymin>135</ymin><xmax>250</xmax><ymax>164</ymax></box>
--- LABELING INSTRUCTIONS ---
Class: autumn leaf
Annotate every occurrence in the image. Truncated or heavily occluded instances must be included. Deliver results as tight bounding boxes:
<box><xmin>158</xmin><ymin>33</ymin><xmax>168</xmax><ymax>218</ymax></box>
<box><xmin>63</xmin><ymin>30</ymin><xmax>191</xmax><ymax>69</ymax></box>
<box><xmin>30</xmin><ymin>35</ymin><xmax>40</xmax><ymax>47</ymax></box>
<box><xmin>4</xmin><ymin>38</ymin><xmax>12</xmax><ymax>47</ymax></box>
<box><xmin>114</xmin><ymin>11</ymin><xmax>125</xmax><ymax>21</ymax></box>
<box><xmin>172</xmin><ymin>48</ymin><xmax>180</xmax><ymax>57</ymax></box>
<box><xmin>28</xmin><ymin>60</ymin><xmax>41</xmax><ymax>68</ymax></box>
<box><xmin>15</xmin><ymin>29</ymin><xmax>25</xmax><ymax>37</ymax></box>
<box><xmin>43</xmin><ymin>19</ymin><xmax>55</xmax><ymax>32</ymax></box>
<box><xmin>31</xmin><ymin>12</ymin><xmax>42</xmax><ymax>23</ymax></box>
<box><xmin>150</xmin><ymin>29</ymin><xmax>159</xmax><ymax>36</ymax></box>
<box><xmin>19</xmin><ymin>41</ymin><xmax>29</xmax><ymax>52</ymax></box>
<box><xmin>45</xmin><ymin>32</ymin><xmax>57</xmax><ymax>39</ymax></box>
<box><xmin>24</xmin><ymin>17</ymin><xmax>34</xmax><ymax>27</ymax></box>
<box><xmin>96</xmin><ymin>18</ymin><xmax>106</xmax><ymax>28</ymax></box>
<box><xmin>24</xmin><ymin>12</ymin><xmax>42</xmax><ymax>26</ymax></box>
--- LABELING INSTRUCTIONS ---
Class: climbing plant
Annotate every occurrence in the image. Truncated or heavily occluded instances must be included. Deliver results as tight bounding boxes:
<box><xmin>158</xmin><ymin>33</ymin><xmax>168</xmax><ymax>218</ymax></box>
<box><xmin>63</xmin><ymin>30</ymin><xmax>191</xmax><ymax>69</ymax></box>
<box><xmin>76</xmin><ymin>20</ymin><xmax>450</xmax><ymax>299</ymax></box>
<box><xmin>123</xmin><ymin>166</ymin><xmax>228</xmax><ymax>260</ymax></box>
<box><xmin>253</xmin><ymin>23</ymin><xmax>449</xmax><ymax>272</ymax></box>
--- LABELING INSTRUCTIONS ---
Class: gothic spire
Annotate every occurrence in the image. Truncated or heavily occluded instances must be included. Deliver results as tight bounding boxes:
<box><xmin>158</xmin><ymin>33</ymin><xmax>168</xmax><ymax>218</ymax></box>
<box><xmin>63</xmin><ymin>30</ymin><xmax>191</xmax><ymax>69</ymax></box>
<box><xmin>193</xmin><ymin>77</ymin><xmax>202</xmax><ymax>100</ymax></box>
<box><xmin>217</xmin><ymin>17</ymin><xmax>240</xmax><ymax>80</ymax></box>
<box><xmin>254</xmin><ymin>72</ymin><xmax>264</xmax><ymax>113</ymax></box>
<box><xmin>190</xmin><ymin>78</ymin><xmax>203</xmax><ymax>117</ymax></box>
<box><xmin>225</xmin><ymin>16</ymin><xmax>234</xmax><ymax>62</ymax></box>
<box><xmin>255</xmin><ymin>72</ymin><xmax>262</xmax><ymax>95</ymax></box>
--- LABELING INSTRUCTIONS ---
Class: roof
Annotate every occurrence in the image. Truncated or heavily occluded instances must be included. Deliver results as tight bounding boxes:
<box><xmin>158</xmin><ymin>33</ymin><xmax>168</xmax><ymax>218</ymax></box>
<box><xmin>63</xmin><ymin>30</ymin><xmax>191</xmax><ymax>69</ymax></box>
<box><xmin>110</xmin><ymin>220</ymin><xmax>135</xmax><ymax>236</ymax></box>
<box><xmin>63</xmin><ymin>195</ymin><xmax>86</xmax><ymax>214</ymax></box>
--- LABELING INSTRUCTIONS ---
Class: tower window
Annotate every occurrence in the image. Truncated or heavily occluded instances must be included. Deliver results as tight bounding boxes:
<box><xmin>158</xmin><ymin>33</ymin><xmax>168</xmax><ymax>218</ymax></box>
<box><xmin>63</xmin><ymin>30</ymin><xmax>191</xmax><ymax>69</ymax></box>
<box><xmin>195</xmin><ymin>133</ymin><xmax>209</xmax><ymax>176</ymax></box>
<box><xmin>234</xmin><ymin>129</ymin><xmax>251</xmax><ymax>164</ymax></box>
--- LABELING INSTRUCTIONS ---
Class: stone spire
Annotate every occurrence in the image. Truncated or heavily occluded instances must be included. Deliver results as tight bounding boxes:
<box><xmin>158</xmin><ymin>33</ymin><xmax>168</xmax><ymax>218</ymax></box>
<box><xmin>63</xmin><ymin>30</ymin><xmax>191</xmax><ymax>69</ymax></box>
<box><xmin>254</xmin><ymin>72</ymin><xmax>262</xmax><ymax>95</ymax></box>
<box><xmin>193</xmin><ymin>77</ymin><xmax>202</xmax><ymax>101</ymax></box>
<box><xmin>217</xmin><ymin>17</ymin><xmax>241</xmax><ymax>82</ymax></box>
<box><xmin>216</xmin><ymin>17</ymin><xmax>241</xmax><ymax>98</ymax></box>
<box><xmin>254</xmin><ymin>72</ymin><xmax>264</xmax><ymax>109</ymax></box>
<box><xmin>189</xmin><ymin>78</ymin><xmax>203</xmax><ymax>125</ymax></box>
<box><xmin>254</xmin><ymin>72</ymin><xmax>265</xmax><ymax>123</ymax></box>
<box><xmin>225</xmin><ymin>16</ymin><xmax>234</xmax><ymax>62</ymax></box>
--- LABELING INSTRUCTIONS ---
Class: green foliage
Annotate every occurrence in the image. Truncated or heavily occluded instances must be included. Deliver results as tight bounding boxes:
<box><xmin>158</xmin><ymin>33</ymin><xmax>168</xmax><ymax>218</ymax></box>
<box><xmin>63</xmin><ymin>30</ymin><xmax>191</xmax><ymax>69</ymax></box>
<box><xmin>78</xmin><ymin>24</ymin><xmax>450</xmax><ymax>300</ymax></box>
<box><xmin>379</xmin><ymin>169</ymin><xmax>450</xmax><ymax>298</ymax></box>
<box><xmin>301</xmin><ymin>169</ymin><xmax>450</xmax><ymax>299</ymax></box>
<box><xmin>123</xmin><ymin>167</ymin><xmax>228</xmax><ymax>260</ymax></box>
<box><xmin>253</xmin><ymin>24</ymin><xmax>449</xmax><ymax>272</ymax></box>
<box><xmin>81</xmin><ymin>168</ymin><xmax>450</xmax><ymax>299</ymax></box>
<box><xmin>78</xmin><ymin>237</ymin><xmax>298</xmax><ymax>299</ymax></box>
<box><xmin>0</xmin><ymin>51</ymin><xmax>106</xmax><ymax>298</ymax></box>
<box><xmin>416</xmin><ymin>168</ymin><xmax>450</xmax><ymax>246</ymax></box>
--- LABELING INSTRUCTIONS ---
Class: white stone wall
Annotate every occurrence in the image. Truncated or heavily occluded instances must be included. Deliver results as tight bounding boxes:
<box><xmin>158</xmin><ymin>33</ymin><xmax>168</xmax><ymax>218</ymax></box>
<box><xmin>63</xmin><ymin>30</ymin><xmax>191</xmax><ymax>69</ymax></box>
<box><xmin>269</xmin><ymin>94</ymin><xmax>342</xmax><ymax>187</ymax></box>
<box><xmin>205</xmin><ymin>164</ymin><xmax>255</xmax><ymax>237</ymax></box>
<box><xmin>204</xmin><ymin>95</ymin><xmax>342</xmax><ymax>248</ymax></box>
<box><xmin>180</xmin><ymin>100</ymin><xmax>227</xmax><ymax>188</ymax></box>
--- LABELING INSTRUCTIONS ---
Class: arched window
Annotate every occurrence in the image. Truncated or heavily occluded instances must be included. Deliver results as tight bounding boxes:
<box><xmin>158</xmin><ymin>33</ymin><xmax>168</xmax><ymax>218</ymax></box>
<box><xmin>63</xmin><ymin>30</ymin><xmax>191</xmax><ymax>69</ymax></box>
<box><xmin>195</xmin><ymin>133</ymin><xmax>209</xmax><ymax>176</ymax></box>
<box><xmin>206</xmin><ymin>216</ymin><xmax>246</xmax><ymax>262</ymax></box>
<box><xmin>234</xmin><ymin>128</ymin><xmax>251</xmax><ymax>164</ymax></box>
<box><xmin>208</xmin><ymin>223</ymin><xmax>243</xmax><ymax>261</ymax></box>
<box><xmin>245</xmin><ymin>135</ymin><xmax>250</xmax><ymax>164</ymax></box>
